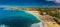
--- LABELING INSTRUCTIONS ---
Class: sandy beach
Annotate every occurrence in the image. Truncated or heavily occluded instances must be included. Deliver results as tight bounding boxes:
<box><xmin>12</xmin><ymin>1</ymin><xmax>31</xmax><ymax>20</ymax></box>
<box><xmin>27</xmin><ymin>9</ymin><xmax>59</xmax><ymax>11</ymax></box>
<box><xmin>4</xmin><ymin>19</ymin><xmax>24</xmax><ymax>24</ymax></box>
<box><xmin>25</xmin><ymin>11</ymin><xmax>60</xmax><ymax>27</ymax></box>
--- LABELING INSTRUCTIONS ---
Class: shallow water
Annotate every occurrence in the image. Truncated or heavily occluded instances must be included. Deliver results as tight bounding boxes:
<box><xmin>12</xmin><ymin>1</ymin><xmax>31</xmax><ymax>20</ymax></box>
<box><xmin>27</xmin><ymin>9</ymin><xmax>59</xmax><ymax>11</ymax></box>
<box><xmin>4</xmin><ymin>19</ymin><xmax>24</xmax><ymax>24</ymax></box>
<box><xmin>0</xmin><ymin>9</ymin><xmax>40</xmax><ymax>27</ymax></box>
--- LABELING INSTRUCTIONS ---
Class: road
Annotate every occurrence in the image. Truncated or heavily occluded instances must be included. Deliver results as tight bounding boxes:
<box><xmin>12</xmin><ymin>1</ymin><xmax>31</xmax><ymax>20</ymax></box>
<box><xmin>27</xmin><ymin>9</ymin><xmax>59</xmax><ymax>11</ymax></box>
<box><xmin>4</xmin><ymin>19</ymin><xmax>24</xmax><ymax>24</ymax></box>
<box><xmin>25</xmin><ymin>11</ymin><xmax>60</xmax><ymax>27</ymax></box>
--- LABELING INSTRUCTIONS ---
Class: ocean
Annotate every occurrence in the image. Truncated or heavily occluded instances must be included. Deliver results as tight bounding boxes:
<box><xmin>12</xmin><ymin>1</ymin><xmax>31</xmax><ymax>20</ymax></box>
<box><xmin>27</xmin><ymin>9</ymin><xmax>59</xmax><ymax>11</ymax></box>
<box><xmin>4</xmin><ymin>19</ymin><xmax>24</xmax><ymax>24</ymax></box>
<box><xmin>0</xmin><ymin>9</ymin><xmax>40</xmax><ymax>27</ymax></box>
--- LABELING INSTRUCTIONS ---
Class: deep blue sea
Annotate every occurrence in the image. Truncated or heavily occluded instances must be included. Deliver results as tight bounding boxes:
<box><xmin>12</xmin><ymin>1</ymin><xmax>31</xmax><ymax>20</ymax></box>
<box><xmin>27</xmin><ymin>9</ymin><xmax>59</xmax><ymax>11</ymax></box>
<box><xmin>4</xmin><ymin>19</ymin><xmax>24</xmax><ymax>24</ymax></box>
<box><xmin>0</xmin><ymin>9</ymin><xmax>40</xmax><ymax>27</ymax></box>
<box><xmin>0</xmin><ymin>0</ymin><xmax>58</xmax><ymax>8</ymax></box>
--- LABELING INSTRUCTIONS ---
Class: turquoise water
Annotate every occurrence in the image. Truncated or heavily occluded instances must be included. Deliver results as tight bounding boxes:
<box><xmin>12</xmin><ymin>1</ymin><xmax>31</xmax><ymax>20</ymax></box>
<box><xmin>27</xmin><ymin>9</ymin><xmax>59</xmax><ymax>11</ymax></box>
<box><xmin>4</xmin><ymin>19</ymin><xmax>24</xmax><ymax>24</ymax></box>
<box><xmin>0</xmin><ymin>9</ymin><xmax>40</xmax><ymax>27</ymax></box>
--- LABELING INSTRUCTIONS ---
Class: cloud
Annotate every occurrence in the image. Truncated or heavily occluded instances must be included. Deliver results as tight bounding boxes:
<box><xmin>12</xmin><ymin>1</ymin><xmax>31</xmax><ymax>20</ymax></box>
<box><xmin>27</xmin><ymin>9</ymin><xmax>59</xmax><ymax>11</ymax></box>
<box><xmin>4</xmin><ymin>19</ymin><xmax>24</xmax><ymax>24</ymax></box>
<box><xmin>46</xmin><ymin>0</ymin><xmax>60</xmax><ymax>3</ymax></box>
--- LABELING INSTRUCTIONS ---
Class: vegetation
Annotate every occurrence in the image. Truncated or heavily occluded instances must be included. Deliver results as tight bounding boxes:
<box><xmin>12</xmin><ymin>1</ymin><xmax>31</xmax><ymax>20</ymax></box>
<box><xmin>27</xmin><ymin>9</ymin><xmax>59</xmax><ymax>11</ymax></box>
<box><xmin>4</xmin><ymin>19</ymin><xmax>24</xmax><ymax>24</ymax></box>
<box><xmin>36</xmin><ymin>8</ymin><xmax>60</xmax><ymax>25</ymax></box>
<box><xmin>5</xmin><ymin>8</ymin><xmax>60</xmax><ymax>24</ymax></box>
<box><xmin>5</xmin><ymin>8</ymin><xmax>60</xmax><ymax>18</ymax></box>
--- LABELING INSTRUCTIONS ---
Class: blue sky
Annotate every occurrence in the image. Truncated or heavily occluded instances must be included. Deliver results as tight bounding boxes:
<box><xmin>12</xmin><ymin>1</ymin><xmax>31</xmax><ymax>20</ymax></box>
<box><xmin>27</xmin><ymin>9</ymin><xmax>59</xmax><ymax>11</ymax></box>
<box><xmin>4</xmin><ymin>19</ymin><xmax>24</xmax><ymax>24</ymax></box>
<box><xmin>0</xmin><ymin>0</ymin><xmax>60</xmax><ymax>7</ymax></box>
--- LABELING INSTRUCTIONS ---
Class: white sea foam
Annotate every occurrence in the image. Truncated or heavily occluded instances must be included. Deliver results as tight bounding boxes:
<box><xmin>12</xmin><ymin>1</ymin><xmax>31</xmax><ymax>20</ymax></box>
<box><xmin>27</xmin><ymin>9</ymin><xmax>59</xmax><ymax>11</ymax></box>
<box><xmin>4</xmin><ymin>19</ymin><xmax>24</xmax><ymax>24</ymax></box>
<box><xmin>31</xmin><ymin>22</ymin><xmax>47</xmax><ymax>27</ymax></box>
<box><xmin>0</xmin><ymin>24</ymin><xmax>10</xmax><ymax>27</ymax></box>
